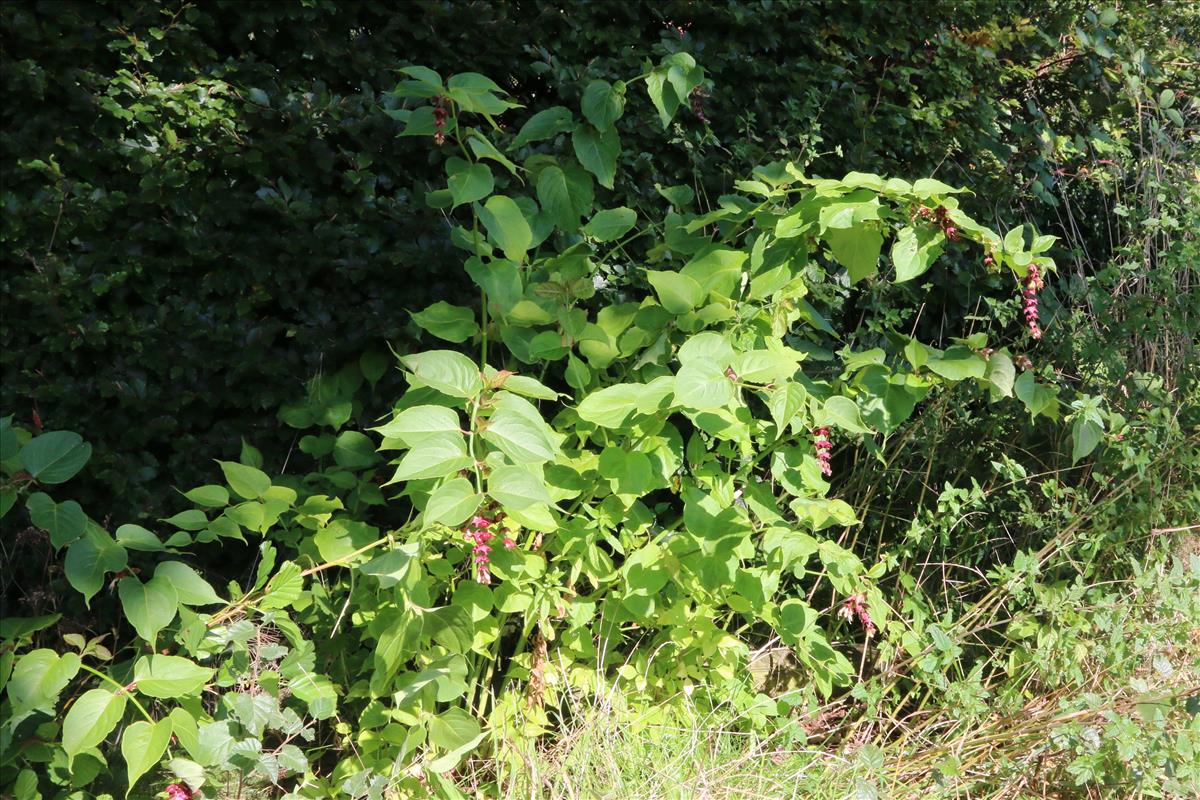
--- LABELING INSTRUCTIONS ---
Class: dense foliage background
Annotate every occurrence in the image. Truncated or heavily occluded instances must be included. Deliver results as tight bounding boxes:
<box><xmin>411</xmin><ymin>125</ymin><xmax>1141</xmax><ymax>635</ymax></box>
<box><xmin>1</xmin><ymin>2</ymin><xmax>1197</xmax><ymax>799</ymax></box>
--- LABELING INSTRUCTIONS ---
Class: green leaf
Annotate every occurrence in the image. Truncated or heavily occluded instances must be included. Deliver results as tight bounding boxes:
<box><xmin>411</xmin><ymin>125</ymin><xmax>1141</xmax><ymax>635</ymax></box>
<box><xmin>926</xmin><ymin>346</ymin><xmax>987</xmax><ymax>381</ymax></box>
<box><xmin>121</xmin><ymin>717</ymin><xmax>172</xmax><ymax>796</ymax></box>
<box><xmin>1014</xmin><ymin>371</ymin><xmax>1058</xmax><ymax>420</ymax></box>
<box><xmin>8</xmin><ymin>649</ymin><xmax>80</xmax><ymax>714</ymax></box>
<box><xmin>467</xmin><ymin>132</ymin><xmax>517</xmax><ymax>175</ymax></box>
<box><xmin>768</xmin><ymin>382</ymin><xmax>808</xmax><ymax>432</ymax></box>
<box><xmin>488</xmin><ymin>465</ymin><xmax>552</xmax><ymax>510</ymax></box>
<box><xmin>64</xmin><ymin>527</ymin><xmax>128</xmax><ymax>605</ymax></box>
<box><xmin>162</xmin><ymin>509</ymin><xmax>208</xmax><ymax>531</ymax></box>
<box><xmin>583</xmin><ymin>207</ymin><xmax>637</xmax><ymax>242</ymax></box>
<box><xmin>645</xmin><ymin>69</ymin><xmax>680</xmax><ymax>127</ymax></box>
<box><xmin>481</xmin><ymin>392</ymin><xmax>559</xmax><ymax>463</ymax></box>
<box><xmin>675</xmin><ymin>363</ymin><xmax>735</xmax><ymax>410</ymax></box>
<box><xmin>646</xmin><ymin>271</ymin><xmax>704</xmax><ymax>314</ymax></box>
<box><xmin>678</xmin><ymin>332</ymin><xmax>735</xmax><ymax>366</ymax></box>
<box><xmin>20</xmin><ymin>431</ymin><xmax>91</xmax><ymax>484</ymax></box>
<box><xmin>115</xmin><ymin>523</ymin><xmax>165</xmax><ymax>552</ymax></box>
<box><xmin>891</xmin><ymin>226</ymin><xmax>946</xmax><ymax>282</ymax></box>
<box><xmin>572</xmin><ymin>123</ymin><xmax>619</xmax><ymax>189</ymax></box>
<box><xmin>1071</xmin><ymin>417</ymin><xmax>1103</xmax><ymax>464</ymax></box>
<box><xmin>822</xmin><ymin>396</ymin><xmax>872</xmax><ymax>434</ymax></box>
<box><xmin>447</xmin><ymin>162</ymin><xmax>494</xmax><ymax>208</ymax></box>
<box><xmin>155</xmin><ymin>561</ymin><xmax>224</xmax><ymax>606</ymax></box>
<box><xmin>387</xmin><ymin>431</ymin><xmax>473</xmax><ymax>483</ymax></box>
<box><xmin>373</xmin><ymin>405</ymin><xmax>462</xmax><ymax>445</ymax></box>
<box><xmin>429</xmin><ymin>706</ymin><xmax>482</xmax><ymax>751</ymax></box>
<box><xmin>133</xmin><ymin>654</ymin><xmax>215</xmax><ymax>698</ymax></box>
<box><xmin>332</xmin><ymin>430</ymin><xmax>381</xmax><ymax>469</ymax></box>
<box><xmin>118</xmin><ymin>575</ymin><xmax>179</xmax><ymax>644</ymax></box>
<box><xmin>478</xmin><ymin>195</ymin><xmax>532</xmax><ymax>263</ymax></box>
<box><xmin>217</xmin><ymin>461</ymin><xmax>271</xmax><ymax>500</ymax></box>
<box><xmin>577</xmin><ymin>383</ymin><xmax>650</xmax><ymax>428</ymax></box>
<box><xmin>358</xmin><ymin>543</ymin><xmax>418</xmax><ymax>588</ymax></box>
<box><xmin>400</xmin><ymin>350</ymin><xmax>483</xmax><ymax>399</ymax></box>
<box><xmin>184</xmin><ymin>485</ymin><xmax>229</xmax><ymax>507</ymax></box>
<box><xmin>62</xmin><ymin>687</ymin><xmax>127</xmax><ymax>761</ymax></box>
<box><xmin>260</xmin><ymin>561</ymin><xmax>304</xmax><ymax>610</ymax></box>
<box><xmin>826</xmin><ymin>227</ymin><xmax>883</xmax><ymax>283</ymax></box>
<box><xmin>536</xmin><ymin>166</ymin><xmax>579</xmax><ymax>233</ymax></box>
<box><xmin>598</xmin><ymin>447</ymin><xmax>653</xmax><ymax>495</ymax></box>
<box><xmin>512</xmin><ymin>106</ymin><xmax>575</xmax><ymax>148</ymax></box>
<box><xmin>984</xmin><ymin>351</ymin><xmax>1015</xmax><ymax>398</ymax></box>
<box><xmin>581</xmin><ymin>79</ymin><xmax>626</xmax><ymax>129</ymax></box>
<box><xmin>26</xmin><ymin>492</ymin><xmax>85</xmax><ymax>548</ymax></box>
<box><xmin>425</xmin><ymin>478</ymin><xmax>482</xmax><ymax>526</ymax></box>
<box><xmin>395</xmin><ymin>66</ymin><xmax>444</xmax><ymax>97</ymax></box>
<box><xmin>412</xmin><ymin>301</ymin><xmax>480</xmax><ymax>344</ymax></box>
<box><xmin>912</xmin><ymin>178</ymin><xmax>966</xmax><ymax>197</ymax></box>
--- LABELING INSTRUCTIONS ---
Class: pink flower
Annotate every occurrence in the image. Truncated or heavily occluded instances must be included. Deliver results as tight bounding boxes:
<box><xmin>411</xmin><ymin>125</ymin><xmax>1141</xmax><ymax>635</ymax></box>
<box><xmin>1022</xmin><ymin>266</ymin><xmax>1043</xmax><ymax>340</ymax></box>
<box><xmin>813</xmin><ymin>427</ymin><xmax>833</xmax><ymax>477</ymax></box>
<box><xmin>165</xmin><ymin>785</ymin><xmax>193</xmax><ymax>800</ymax></box>
<box><xmin>464</xmin><ymin>515</ymin><xmax>496</xmax><ymax>585</ymax></box>
<box><xmin>838</xmin><ymin>593</ymin><xmax>875</xmax><ymax>637</ymax></box>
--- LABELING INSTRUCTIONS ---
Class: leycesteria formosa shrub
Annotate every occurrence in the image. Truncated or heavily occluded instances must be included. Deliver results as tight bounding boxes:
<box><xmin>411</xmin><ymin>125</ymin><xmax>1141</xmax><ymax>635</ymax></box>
<box><xmin>0</xmin><ymin>54</ymin><xmax>1111</xmax><ymax>799</ymax></box>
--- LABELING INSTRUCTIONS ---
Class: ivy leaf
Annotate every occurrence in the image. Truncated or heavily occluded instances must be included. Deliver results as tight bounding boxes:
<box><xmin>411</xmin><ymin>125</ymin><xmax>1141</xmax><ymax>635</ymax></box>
<box><xmin>62</xmin><ymin>688</ymin><xmax>127</xmax><ymax>762</ymax></box>
<box><xmin>891</xmin><ymin>226</ymin><xmax>946</xmax><ymax>282</ymax></box>
<box><xmin>118</xmin><ymin>575</ymin><xmax>179</xmax><ymax>644</ymax></box>
<box><xmin>19</xmin><ymin>431</ymin><xmax>91</xmax><ymax>484</ymax></box>
<box><xmin>447</xmin><ymin>162</ymin><xmax>494</xmax><ymax>208</ymax></box>
<box><xmin>424</xmin><ymin>477</ymin><xmax>482</xmax><ymax>526</ymax></box>
<box><xmin>512</xmin><ymin>106</ymin><xmax>575</xmax><ymax>148</ymax></box>
<box><xmin>582</xmin><ymin>207</ymin><xmax>636</xmax><ymax>242</ymax></box>
<box><xmin>411</xmin><ymin>302</ymin><xmax>480</xmax><ymax>344</ymax></box>
<box><xmin>121</xmin><ymin>718</ymin><xmax>172</xmax><ymax>796</ymax></box>
<box><xmin>477</xmin><ymin>195</ymin><xmax>532</xmax><ymax>263</ymax></box>
<box><xmin>825</xmin><ymin>227</ymin><xmax>883</xmax><ymax>283</ymax></box>
<box><xmin>581</xmin><ymin>79</ymin><xmax>626</xmax><ymax>129</ymax></box>
<box><xmin>400</xmin><ymin>350</ymin><xmax>483</xmax><ymax>399</ymax></box>
<box><xmin>572</xmin><ymin>123</ymin><xmax>619</xmax><ymax>189</ymax></box>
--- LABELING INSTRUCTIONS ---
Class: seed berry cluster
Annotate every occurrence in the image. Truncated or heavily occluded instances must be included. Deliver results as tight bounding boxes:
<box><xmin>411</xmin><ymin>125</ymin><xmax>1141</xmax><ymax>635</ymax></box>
<box><xmin>914</xmin><ymin>204</ymin><xmax>959</xmax><ymax>241</ymax></box>
<box><xmin>1022</xmin><ymin>265</ymin><xmax>1044</xmax><ymax>340</ymax></box>
<box><xmin>838</xmin><ymin>593</ymin><xmax>876</xmax><ymax>637</ymax></box>
<box><xmin>433</xmin><ymin>97</ymin><xmax>448</xmax><ymax>146</ymax></box>
<box><xmin>165</xmin><ymin>785</ymin><xmax>193</xmax><ymax>800</ymax></box>
<box><xmin>813</xmin><ymin>427</ymin><xmax>833</xmax><ymax>477</ymax></box>
<box><xmin>689</xmin><ymin>87</ymin><xmax>710</xmax><ymax>124</ymax></box>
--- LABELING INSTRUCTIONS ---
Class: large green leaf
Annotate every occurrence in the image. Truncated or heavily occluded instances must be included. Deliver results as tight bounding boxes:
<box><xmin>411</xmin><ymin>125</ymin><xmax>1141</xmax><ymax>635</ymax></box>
<box><xmin>536</xmin><ymin>166</ymin><xmax>578</xmax><ymax>233</ymax></box>
<box><xmin>512</xmin><ymin>106</ymin><xmax>575</xmax><ymax>148</ymax></box>
<box><xmin>401</xmin><ymin>350</ymin><xmax>483</xmax><ymax>399</ymax></box>
<box><xmin>25</xmin><ymin>492</ymin><xmax>86</xmax><ymax>548</ymax></box>
<box><xmin>891</xmin><ymin>226</ymin><xmax>945</xmax><ymax>282</ymax></box>
<box><xmin>481</xmin><ymin>392</ymin><xmax>559</xmax><ymax>463</ymax></box>
<box><xmin>121</xmin><ymin>718</ymin><xmax>172</xmax><ymax>796</ymax></box>
<box><xmin>822</xmin><ymin>396</ymin><xmax>872</xmax><ymax>434</ymax></box>
<box><xmin>825</xmin><ymin>226</ymin><xmax>883</xmax><ymax>283</ymax></box>
<box><xmin>583</xmin><ymin>207</ymin><xmax>637</xmax><ymax>242</ymax></box>
<box><xmin>488</xmin><ymin>465</ymin><xmax>552</xmax><ymax>510</ymax></box>
<box><xmin>62</xmin><ymin>687</ymin><xmax>127</xmax><ymax>761</ymax></box>
<box><xmin>411</xmin><ymin>302</ymin><xmax>480</xmax><ymax>344</ymax></box>
<box><xmin>675</xmin><ymin>363</ymin><xmax>735</xmax><ymax>410</ymax></box>
<box><xmin>576</xmin><ymin>383</ymin><xmax>649</xmax><ymax>428</ymax></box>
<box><xmin>424</xmin><ymin>477</ymin><xmax>482</xmax><ymax>526</ymax></box>
<box><xmin>478</xmin><ymin>195</ymin><xmax>532</xmax><ymax>263</ymax></box>
<box><xmin>373</xmin><ymin>405</ymin><xmax>462</xmax><ymax>445</ymax></box>
<box><xmin>133</xmin><ymin>654</ymin><xmax>215</xmax><ymax>698</ymax></box>
<box><xmin>20</xmin><ymin>431</ymin><xmax>91</xmax><ymax>484</ymax></box>
<box><xmin>154</xmin><ymin>561</ymin><xmax>224</xmax><ymax>606</ymax></box>
<box><xmin>581</xmin><ymin>79</ymin><xmax>626</xmax><ymax>129</ymax></box>
<box><xmin>8</xmin><ymin>649</ymin><xmax>80</xmax><ymax>714</ymax></box>
<box><xmin>646</xmin><ymin>271</ymin><xmax>704</xmax><ymax>314</ymax></box>
<box><xmin>926</xmin><ymin>346</ymin><xmax>987</xmax><ymax>381</ymax></box>
<box><xmin>447</xmin><ymin>162</ymin><xmax>494</xmax><ymax>208</ymax></box>
<box><xmin>1071</xmin><ymin>417</ymin><xmax>1103</xmax><ymax>464</ymax></box>
<box><xmin>387</xmin><ymin>431</ymin><xmax>473</xmax><ymax>482</ymax></box>
<box><xmin>118</xmin><ymin>575</ymin><xmax>179</xmax><ymax>644</ymax></box>
<box><xmin>572</xmin><ymin>123</ymin><xmax>619</xmax><ymax>189</ymax></box>
<box><xmin>332</xmin><ymin>430</ymin><xmax>381</xmax><ymax>469</ymax></box>
<box><xmin>64</xmin><ymin>527</ymin><xmax>128</xmax><ymax>606</ymax></box>
<box><xmin>217</xmin><ymin>461</ymin><xmax>271</xmax><ymax>500</ymax></box>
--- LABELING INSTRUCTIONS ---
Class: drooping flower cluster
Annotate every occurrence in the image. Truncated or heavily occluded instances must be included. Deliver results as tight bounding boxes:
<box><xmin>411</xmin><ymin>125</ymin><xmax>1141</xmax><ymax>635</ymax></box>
<box><xmin>813</xmin><ymin>426</ymin><xmax>833</xmax><ymax>477</ymax></box>
<box><xmin>1022</xmin><ymin>265</ymin><xmax>1044</xmax><ymax>340</ymax></box>
<box><xmin>164</xmin><ymin>784</ymin><xmax>193</xmax><ymax>800</ymax></box>
<box><xmin>463</xmin><ymin>514</ymin><xmax>514</xmax><ymax>585</ymax></box>
<box><xmin>914</xmin><ymin>205</ymin><xmax>959</xmax><ymax>241</ymax></box>
<box><xmin>689</xmin><ymin>87</ymin><xmax>710</xmax><ymax>124</ymax></box>
<box><xmin>838</xmin><ymin>593</ymin><xmax>876</xmax><ymax>637</ymax></box>
<box><xmin>433</xmin><ymin>97</ymin><xmax>448</xmax><ymax>146</ymax></box>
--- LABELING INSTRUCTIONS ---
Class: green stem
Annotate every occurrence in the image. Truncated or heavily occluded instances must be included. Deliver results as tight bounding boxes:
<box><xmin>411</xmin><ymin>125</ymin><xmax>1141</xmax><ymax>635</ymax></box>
<box><xmin>80</xmin><ymin>664</ymin><xmax>155</xmax><ymax>723</ymax></box>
